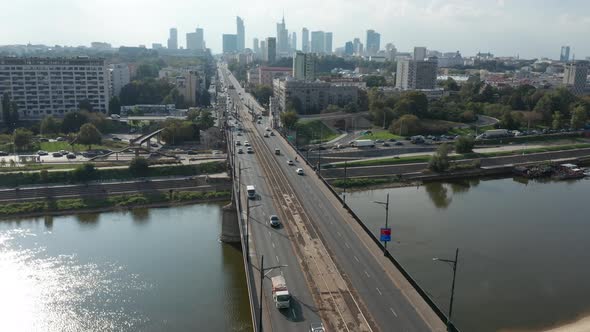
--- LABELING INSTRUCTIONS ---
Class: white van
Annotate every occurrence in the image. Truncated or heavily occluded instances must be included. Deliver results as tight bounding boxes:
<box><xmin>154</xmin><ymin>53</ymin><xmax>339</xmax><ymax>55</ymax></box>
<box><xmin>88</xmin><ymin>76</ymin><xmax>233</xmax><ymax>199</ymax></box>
<box><xmin>246</xmin><ymin>185</ymin><xmax>256</xmax><ymax>199</ymax></box>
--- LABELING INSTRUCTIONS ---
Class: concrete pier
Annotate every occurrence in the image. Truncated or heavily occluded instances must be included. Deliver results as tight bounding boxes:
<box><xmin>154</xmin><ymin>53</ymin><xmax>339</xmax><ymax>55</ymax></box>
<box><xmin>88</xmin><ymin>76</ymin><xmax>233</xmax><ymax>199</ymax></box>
<box><xmin>220</xmin><ymin>200</ymin><xmax>240</xmax><ymax>243</ymax></box>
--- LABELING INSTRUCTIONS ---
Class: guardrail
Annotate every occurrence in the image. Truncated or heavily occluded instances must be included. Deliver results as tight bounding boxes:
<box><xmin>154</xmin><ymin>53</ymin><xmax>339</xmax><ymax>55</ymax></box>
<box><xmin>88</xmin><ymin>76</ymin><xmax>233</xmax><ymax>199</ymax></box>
<box><xmin>279</xmin><ymin>129</ymin><xmax>459</xmax><ymax>332</ymax></box>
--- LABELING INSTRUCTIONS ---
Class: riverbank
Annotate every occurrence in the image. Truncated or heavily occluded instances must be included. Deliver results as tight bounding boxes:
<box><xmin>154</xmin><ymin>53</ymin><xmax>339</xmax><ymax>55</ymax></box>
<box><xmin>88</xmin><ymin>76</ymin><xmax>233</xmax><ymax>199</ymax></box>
<box><xmin>0</xmin><ymin>190</ymin><xmax>231</xmax><ymax>219</ymax></box>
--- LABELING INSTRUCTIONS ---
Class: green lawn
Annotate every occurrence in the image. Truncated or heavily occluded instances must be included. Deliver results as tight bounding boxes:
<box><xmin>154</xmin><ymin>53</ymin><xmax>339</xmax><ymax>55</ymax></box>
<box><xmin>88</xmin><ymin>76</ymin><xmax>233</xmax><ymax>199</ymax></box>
<box><xmin>362</xmin><ymin>130</ymin><xmax>403</xmax><ymax>141</ymax></box>
<box><xmin>296</xmin><ymin>120</ymin><xmax>340</xmax><ymax>143</ymax></box>
<box><xmin>39</xmin><ymin>140</ymin><xmax>127</xmax><ymax>152</ymax></box>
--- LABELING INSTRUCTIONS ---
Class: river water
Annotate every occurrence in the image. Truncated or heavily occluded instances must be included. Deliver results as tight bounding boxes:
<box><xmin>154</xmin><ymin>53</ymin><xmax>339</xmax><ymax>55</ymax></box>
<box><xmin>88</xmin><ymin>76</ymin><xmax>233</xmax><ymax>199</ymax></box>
<box><xmin>347</xmin><ymin>177</ymin><xmax>590</xmax><ymax>332</ymax></box>
<box><xmin>0</xmin><ymin>204</ymin><xmax>252</xmax><ymax>332</ymax></box>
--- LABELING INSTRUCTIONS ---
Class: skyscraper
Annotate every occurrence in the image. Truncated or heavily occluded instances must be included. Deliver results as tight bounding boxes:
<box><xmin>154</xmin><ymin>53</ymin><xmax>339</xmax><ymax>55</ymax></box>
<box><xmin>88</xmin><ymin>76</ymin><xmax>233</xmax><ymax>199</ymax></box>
<box><xmin>236</xmin><ymin>16</ymin><xmax>245</xmax><ymax>51</ymax></box>
<box><xmin>560</xmin><ymin>46</ymin><xmax>571</xmax><ymax>62</ymax></box>
<box><xmin>344</xmin><ymin>42</ymin><xmax>354</xmax><ymax>56</ymax></box>
<box><xmin>353</xmin><ymin>38</ymin><xmax>363</xmax><ymax>56</ymax></box>
<box><xmin>266</xmin><ymin>37</ymin><xmax>277</xmax><ymax>63</ymax></box>
<box><xmin>302</xmin><ymin>28</ymin><xmax>309</xmax><ymax>53</ymax></box>
<box><xmin>276</xmin><ymin>16</ymin><xmax>289</xmax><ymax>54</ymax></box>
<box><xmin>186</xmin><ymin>28</ymin><xmax>204</xmax><ymax>50</ymax></box>
<box><xmin>324</xmin><ymin>32</ymin><xmax>333</xmax><ymax>55</ymax></box>
<box><xmin>260</xmin><ymin>40</ymin><xmax>267</xmax><ymax>61</ymax></box>
<box><xmin>311</xmin><ymin>31</ymin><xmax>325</xmax><ymax>54</ymax></box>
<box><xmin>366</xmin><ymin>30</ymin><xmax>380</xmax><ymax>55</ymax></box>
<box><xmin>222</xmin><ymin>34</ymin><xmax>238</xmax><ymax>53</ymax></box>
<box><xmin>293</xmin><ymin>52</ymin><xmax>316</xmax><ymax>81</ymax></box>
<box><xmin>167</xmin><ymin>28</ymin><xmax>178</xmax><ymax>50</ymax></box>
<box><xmin>291</xmin><ymin>32</ymin><xmax>297</xmax><ymax>51</ymax></box>
<box><xmin>253</xmin><ymin>38</ymin><xmax>260</xmax><ymax>55</ymax></box>
<box><xmin>563</xmin><ymin>61</ymin><xmax>589</xmax><ymax>95</ymax></box>
<box><xmin>413</xmin><ymin>47</ymin><xmax>427</xmax><ymax>61</ymax></box>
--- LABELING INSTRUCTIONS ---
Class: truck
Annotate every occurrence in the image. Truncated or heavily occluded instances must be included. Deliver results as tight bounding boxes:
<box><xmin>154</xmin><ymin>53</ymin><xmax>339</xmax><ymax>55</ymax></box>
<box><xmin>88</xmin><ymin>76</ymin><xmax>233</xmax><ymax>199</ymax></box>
<box><xmin>476</xmin><ymin>129</ymin><xmax>511</xmax><ymax>140</ymax></box>
<box><xmin>271</xmin><ymin>275</ymin><xmax>291</xmax><ymax>309</ymax></box>
<box><xmin>351</xmin><ymin>139</ymin><xmax>375</xmax><ymax>148</ymax></box>
<box><xmin>275</xmin><ymin>148</ymin><xmax>281</xmax><ymax>155</ymax></box>
<box><xmin>246</xmin><ymin>185</ymin><xmax>256</xmax><ymax>199</ymax></box>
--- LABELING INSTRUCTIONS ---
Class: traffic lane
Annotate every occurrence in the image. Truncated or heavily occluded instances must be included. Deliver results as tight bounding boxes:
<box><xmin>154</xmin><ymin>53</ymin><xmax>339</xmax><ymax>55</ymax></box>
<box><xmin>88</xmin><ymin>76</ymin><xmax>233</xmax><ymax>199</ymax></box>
<box><xmin>234</xmin><ymin>131</ymin><xmax>321</xmax><ymax>329</ymax></box>
<box><xmin>270</xmin><ymin>132</ymin><xmax>433</xmax><ymax>331</ymax></box>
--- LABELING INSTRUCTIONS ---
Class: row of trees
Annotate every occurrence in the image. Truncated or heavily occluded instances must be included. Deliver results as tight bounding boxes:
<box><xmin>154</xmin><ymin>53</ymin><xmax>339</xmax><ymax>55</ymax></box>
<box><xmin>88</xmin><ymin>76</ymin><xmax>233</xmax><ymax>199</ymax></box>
<box><xmin>159</xmin><ymin>109</ymin><xmax>215</xmax><ymax>144</ymax></box>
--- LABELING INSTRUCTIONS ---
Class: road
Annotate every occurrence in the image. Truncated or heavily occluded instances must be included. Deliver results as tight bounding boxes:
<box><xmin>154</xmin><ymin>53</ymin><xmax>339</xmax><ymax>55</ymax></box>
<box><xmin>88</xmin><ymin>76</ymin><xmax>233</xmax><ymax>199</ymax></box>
<box><xmin>221</xmin><ymin>63</ymin><xmax>445</xmax><ymax>332</ymax></box>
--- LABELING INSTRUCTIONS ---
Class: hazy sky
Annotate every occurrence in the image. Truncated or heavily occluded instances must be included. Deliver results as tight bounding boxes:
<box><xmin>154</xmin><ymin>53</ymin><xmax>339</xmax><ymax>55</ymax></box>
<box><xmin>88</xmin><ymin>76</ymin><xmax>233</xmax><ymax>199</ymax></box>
<box><xmin>2</xmin><ymin>0</ymin><xmax>590</xmax><ymax>59</ymax></box>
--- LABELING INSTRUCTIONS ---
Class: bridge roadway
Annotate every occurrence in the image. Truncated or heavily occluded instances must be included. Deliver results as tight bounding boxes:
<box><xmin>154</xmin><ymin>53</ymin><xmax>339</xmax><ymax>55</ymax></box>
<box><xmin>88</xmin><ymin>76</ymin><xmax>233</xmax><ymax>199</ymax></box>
<box><xmin>221</xmin><ymin>64</ymin><xmax>446</xmax><ymax>332</ymax></box>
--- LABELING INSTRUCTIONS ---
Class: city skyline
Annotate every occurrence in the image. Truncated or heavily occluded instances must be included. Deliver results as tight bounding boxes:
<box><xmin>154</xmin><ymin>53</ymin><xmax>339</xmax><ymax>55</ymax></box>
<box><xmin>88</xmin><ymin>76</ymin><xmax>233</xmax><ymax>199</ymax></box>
<box><xmin>1</xmin><ymin>0</ymin><xmax>590</xmax><ymax>59</ymax></box>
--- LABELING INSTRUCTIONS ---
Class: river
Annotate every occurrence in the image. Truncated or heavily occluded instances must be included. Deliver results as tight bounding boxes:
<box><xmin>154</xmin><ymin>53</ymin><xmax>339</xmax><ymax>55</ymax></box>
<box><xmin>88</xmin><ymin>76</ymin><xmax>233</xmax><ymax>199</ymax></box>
<box><xmin>347</xmin><ymin>177</ymin><xmax>590</xmax><ymax>332</ymax></box>
<box><xmin>0</xmin><ymin>204</ymin><xmax>252</xmax><ymax>332</ymax></box>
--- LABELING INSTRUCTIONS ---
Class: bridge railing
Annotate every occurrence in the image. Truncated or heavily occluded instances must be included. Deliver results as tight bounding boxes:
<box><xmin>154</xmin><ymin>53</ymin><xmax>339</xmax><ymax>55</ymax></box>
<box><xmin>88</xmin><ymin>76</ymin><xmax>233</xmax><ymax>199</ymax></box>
<box><xmin>278</xmin><ymin>128</ymin><xmax>460</xmax><ymax>332</ymax></box>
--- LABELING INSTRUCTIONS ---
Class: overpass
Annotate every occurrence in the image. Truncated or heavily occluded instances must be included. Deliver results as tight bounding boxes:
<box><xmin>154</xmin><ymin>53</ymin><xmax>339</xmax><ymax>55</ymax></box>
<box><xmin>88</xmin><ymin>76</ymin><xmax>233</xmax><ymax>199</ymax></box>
<box><xmin>217</xmin><ymin>64</ymin><xmax>453</xmax><ymax>332</ymax></box>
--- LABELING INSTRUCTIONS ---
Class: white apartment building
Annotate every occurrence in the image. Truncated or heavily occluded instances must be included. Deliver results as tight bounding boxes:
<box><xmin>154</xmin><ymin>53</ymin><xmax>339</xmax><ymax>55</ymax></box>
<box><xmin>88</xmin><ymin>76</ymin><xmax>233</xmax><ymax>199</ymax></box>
<box><xmin>0</xmin><ymin>57</ymin><xmax>109</xmax><ymax>119</ymax></box>
<box><xmin>108</xmin><ymin>63</ymin><xmax>130</xmax><ymax>98</ymax></box>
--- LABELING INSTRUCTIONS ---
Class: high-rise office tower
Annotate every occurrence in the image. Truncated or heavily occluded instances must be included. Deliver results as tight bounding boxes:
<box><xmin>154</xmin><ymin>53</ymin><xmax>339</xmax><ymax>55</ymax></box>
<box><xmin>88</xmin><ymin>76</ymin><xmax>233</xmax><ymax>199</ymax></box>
<box><xmin>311</xmin><ymin>31</ymin><xmax>325</xmax><ymax>54</ymax></box>
<box><xmin>560</xmin><ymin>46</ymin><xmax>571</xmax><ymax>62</ymax></box>
<box><xmin>168</xmin><ymin>28</ymin><xmax>178</xmax><ymax>50</ymax></box>
<box><xmin>414</xmin><ymin>47</ymin><xmax>427</xmax><ymax>61</ymax></box>
<box><xmin>291</xmin><ymin>32</ymin><xmax>297</xmax><ymax>51</ymax></box>
<box><xmin>324</xmin><ymin>32</ymin><xmax>333</xmax><ymax>54</ymax></box>
<box><xmin>260</xmin><ymin>40</ymin><xmax>267</xmax><ymax>61</ymax></box>
<box><xmin>563</xmin><ymin>61</ymin><xmax>589</xmax><ymax>95</ymax></box>
<box><xmin>344</xmin><ymin>42</ymin><xmax>354</xmax><ymax>56</ymax></box>
<box><xmin>276</xmin><ymin>16</ymin><xmax>289</xmax><ymax>54</ymax></box>
<box><xmin>293</xmin><ymin>52</ymin><xmax>316</xmax><ymax>81</ymax></box>
<box><xmin>266</xmin><ymin>37</ymin><xmax>277</xmax><ymax>63</ymax></box>
<box><xmin>253</xmin><ymin>38</ymin><xmax>260</xmax><ymax>55</ymax></box>
<box><xmin>222</xmin><ymin>34</ymin><xmax>238</xmax><ymax>53</ymax></box>
<box><xmin>353</xmin><ymin>38</ymin><xmax>363</xmax><ymax>56</ymax></box>
<box><xmin>236</xmin><ymin>16</ymin><xmax>245</xmax><ymax>51</ymax></box>
<box><xmin>302</xmin><ymin>28</ymin><xmax>309</xmax><ymax>53</ymax></box>
<box><xmin>366</xmin><ymin>30</ymin><xmax>381</xmax><ymax>55</ymax></box>
<box><xmin>186</xmin><ymin>28</ymin><xmax>204</xmax><ymax>50</ymax></box>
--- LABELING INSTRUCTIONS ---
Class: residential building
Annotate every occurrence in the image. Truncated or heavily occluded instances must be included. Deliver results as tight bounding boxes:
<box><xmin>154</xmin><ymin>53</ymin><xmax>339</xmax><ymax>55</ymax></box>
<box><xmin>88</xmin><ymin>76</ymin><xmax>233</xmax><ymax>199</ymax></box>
<box><xmin>385</xmin><ymin>43</ymin><xmax>397</xmax><ymax>61</ymax></box>
<box><xmin>560</xmin><ymin>46</ymin><xmax>571</xmax><ymax>62</ymax></box>
<box><xmin>437</xmin><ymin>51</ymin><xmax>463</xmax><ymax>67</ymax></box>
<box><xmin>266</xmin><ymin>37</ymin><xmax>277</xmax><ymax>63</ymax></box>
<box><xmin>222</xmin><ymin>34</ymin><xmax>238</xmax><ymax>54</ymax></box>
<box><xmin>247</xmin><ymin>67</ymin><xmax>260</xmax><ymax>86</ymax></box>
<box><xmin>311</xmin><ymin>31</ymin><xmax>325</xmax><ymax>54</ymax></box>
<box><xmin>168</xmin><ymin>28</ymin><xmax>178</xmax><ymax>50</ymax></box>
<box><xmin>344</xmin><ymin>42</ymin><xmax>354</xmax><ymax>56</ymax></box>
<box><xmin>366</xmin><ymin>30</ymin><xmax>380</xmax><ymax>55</ymax></box>
<box><xmin>237</xmin><ymin>17</ymin><xmax>245</xmax><ymax>51</ymax></box>
<box><xmin>176</xmin><ymin>70</ymin><xmax>203</xmax><ymax>105</ymax></box>
<box><xmin>90</xmin><ymin>42</ymin><xmax>112</xmax><ymax>51</ymax></box>
<box><xmin>273</xmin><ymin>77</ymin><xmax>358</xmax><ymax>115</ymax></box>
<box><xmin>414</xmin><ymin>47</ymin><xmax>427</xmax><ymax>61</ymax></box>
<box><xmin>302</xmin><ymin>28</ymin><xmax>310</xmax><ymax>52</ymax></box>
<box><xmin>0</xmin><ymin>57</ymin><xmax>110</xmax><ymax>119</ymax></box>
<box><xmin>395</xmin><ymin>59</ymin><xmax>438</xmax><ymax>90</ymax></box>
<box><xmin>563</xmin><ymin>61</ymin><xmax>589</xmax><ymax>95</ymax></box>
<box><xmin>259</xmin><ymin>66</ymin><xmax>291</xmax><ymax>86</ymax></box>
<box><xmin>293</xmin><ymin>52</ymin><xmax>316</xmax><ymax>81</ymax></box>
<box><xmin>324</xmin><ymin>32</ymin><xmax>333</xmax><ymax>55</ymax></box>
<box><xmin>108</xmin><ymin>63</ymin><xmax>130</xmax><ymax>97</ymax></box>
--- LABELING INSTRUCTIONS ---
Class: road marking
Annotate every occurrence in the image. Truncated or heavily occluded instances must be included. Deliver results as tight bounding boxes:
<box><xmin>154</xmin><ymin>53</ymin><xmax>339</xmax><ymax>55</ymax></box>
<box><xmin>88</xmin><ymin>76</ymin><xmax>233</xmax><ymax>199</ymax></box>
<box><xmin>291</xmin><ymin>309</ymin><xmax>296</xmax><ymax>319</ymax></box>
<box><xmin>345</xmin><ymin>242</ymin><xmax>350</xmax><ymax>249</ymax></box>
<box><xmin>364</xmin><ymin>270</ymin><xmax>370</xmax><ymax>278</ymax></box>
<box><xmin>337</xmin><ymin>231</ymin><xmax>342</xmax><ymax>237</ymax></box>
<box><xmin>390</xmin><ymin>307</ymin><xmax>398</xmax><ymax>317</ymax></box>
<box><xmin>354</xmin><ymin>256</ymin><xmax>360</xmax><ymax>262</ymax></box>
<box><xmin>276</xmin><ymin>255</ymin><xmax>280</xmax><ymax>263</ymax></box>
<box><xmin>268</xmin><ymin>231</ymin><xmax>271</xmax><ymax>236</ymax></box>
<box><xmin>272</xmin><ymin>242</ymin><xmax>275</xmax><ymax>248</ymax></box>
<box><xmin>376</xmin><ymin>287</ymin><xmax>382</xmax><ymax>295</ymax></box>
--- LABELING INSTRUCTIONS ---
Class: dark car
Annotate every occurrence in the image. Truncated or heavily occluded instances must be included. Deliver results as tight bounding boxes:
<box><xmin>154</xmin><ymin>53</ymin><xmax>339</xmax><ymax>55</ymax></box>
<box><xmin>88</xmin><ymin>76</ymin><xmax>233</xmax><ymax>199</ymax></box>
<box><xmin>394</xmin><ymin>141</ymin><xmax>404</xmax><ymax>146</ymax></box>
<box><xmin>112</xmin><ymin>137</ymin><xmax>122</xmax><ymax>141</ymax></box>
<box><xmin>388</xmin><ymin>138</ymin><xmax>397</xmax><ymax>142</ymax></box>
<box><xmin>67</xmin><ymin>153</ymin><xmax>77</xmax><ymax>159</ymax></box>
<box><xmin>383</xmin><ymin>142</ymin><xmax>390</xmax><ymax>147</ymax></box>
<box><xmin>52</xmin><ymin>152</ymin><xmax>63</xmax><ymax>158</ymax></box>
<box><xmin>187</xmin><ymin>150</ymin><xmax>198</xmax><ymax>155</ymax></box>
<box><xmin>0</xmin><ymin>151</ymin><xmax>8</xmax><ymax>156</ymax></box>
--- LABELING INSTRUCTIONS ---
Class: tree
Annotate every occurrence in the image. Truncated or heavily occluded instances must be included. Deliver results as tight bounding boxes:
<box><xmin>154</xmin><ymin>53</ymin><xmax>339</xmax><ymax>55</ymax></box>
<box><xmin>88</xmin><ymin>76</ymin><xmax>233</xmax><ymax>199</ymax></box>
<box><xmin>428</xmin><ymin>144</ymin><xmax>451</xmax><ymax>172</ymax></box>
<box><xmin>363</xmin><ymin>75</ymin><xmax>387</xmax><ymax>87</ymax></box>
<box><xmin>441</xmin><ymin>77</ymin><xmax>460</xmax><ymax>91</ymax></box>
<box><xmin>570</xmin><ymin>106</ymin><xmax>588</xmax><ymax>129</ymax></box>
<box><xmin>252</xmin><ymin>85</ymin><xmax>273</xmax><ymax>105</ymax></box>
<box><xmin>40</xmin><ymin>116</ymin><xmax>61</xmax><ymax>135</ymax></box>
<box><xmin>160</xmin><ymin>120</ymin><xmax>197</xmax><ymax>144</ymax></box>
<box><xmin>108</xmin><ymin>96</ymin><xmax>121</xmax><ymax>115</ymax></box>
<box><xmin>78</xmin><ymin>99</ymin><xmax>94</xmax><ymax>112</ymax></box>
<box><xmin>196</xmin><ymin>110</ymin><xmax>215</xmax><ymax>130</ymax></box>
<box><xmin>1</xmin><ymin>93</ymin><xmax>19</xmax><ymax>130</ymax></box>
<box><xmin>280</xmin><ymin>111</ymin><xmax>299</xmax><ymax>129</ymax></box>
<box><xmin>286</xmin><ymin>97</ymin><xmax>303</xmax><ymax>114</ymax></box>
<box><xmin>62</xmin><ymin>111</ymin><xmax>89</xmax><ymax>133</ymax></box>
<box><xmin>129</xmin><ymin>157</ymin><xmax>150</xmax><ymax>176</ymax></box>
<box><xmin>344</xmin><ymin>102</ymin><xmax>359</xmax><ymax>113</ymax></box>
<box><xmin>13</xmin><ymin>128</ymin><xmax>33</xmax><ymax>151</ymax></box>
<box><xmin>77</xmin><ymin>123</ymin><xmax>102</xmax><ymax>150</ymax></box>
<box><xmin>72</xmin><ymin>163</ymin><xmax>97</xmax><ymax>182</ymax></box>
<box><xmin>500</xmin><ymin>111</ymin><xmax>519</xmax><ymax>130</ymax></box>
<box><xmin>390</xmin><ymin>114</ymin><xmax>422</xmax><ymax>136</ymax></box>
<box><xmin>455</xmin><ymin>136</ymin><xmax>475</xmax><ymax>154</ymax></box>
<box><xmin>552</xmin><ymin>112</ymin><xmax>563</xmax><ymax>130</ymax></box>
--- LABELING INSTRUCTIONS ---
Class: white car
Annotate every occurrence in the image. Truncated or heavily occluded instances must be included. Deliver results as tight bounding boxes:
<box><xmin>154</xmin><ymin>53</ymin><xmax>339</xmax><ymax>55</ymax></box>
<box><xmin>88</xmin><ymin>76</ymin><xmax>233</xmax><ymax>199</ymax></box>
<box><xmin>287</xmin><ymin>160</ymin><xmax>294</xmax><ymax>166</ymax></box>
<box><xmin>244</xmin><ymin>141</ymin><xmax>251</xmax><ymax>146</ymax></box>
<box><xmin>296</xmin><ymin>168</ymin><xmax>304</xmax><ymax>175</ymax></box>
<box><xmin>263</xmin><ymin>133</ymin><xmax>269</xmax><ymax>138</ymax></box>
<box><xmin>265</xmin><ymin>127</ymin><xmax>271</xmax><ymax>131</ymax></box>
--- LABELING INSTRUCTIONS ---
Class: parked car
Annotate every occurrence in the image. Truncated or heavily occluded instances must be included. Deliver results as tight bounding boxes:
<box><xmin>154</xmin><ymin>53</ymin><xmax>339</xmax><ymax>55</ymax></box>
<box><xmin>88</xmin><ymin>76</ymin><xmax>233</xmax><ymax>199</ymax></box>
<box><xmin>52</xmin><ymin>152</ymin><xmax>63</xmax><ymax>157</ymax></box>
<box><xmin>37</xmin><ymin>150</ymin><xmax>49</xmax><ymax>156</ymax></box>
<box><xmin>150</xmin><ymin>143</ymin><xmax>159</xmax><ymax>148</ymax></box>
<box><xmin>56</xmin><ymin>137</ymin><xmax>66</xmax><ymax>142</ymax></box>
<box><xmin>0</xmin><ymin>151</ymin><xmax>8</xmax><ymax>156</ymax></box>
<box><xmin>388</xmin><ymin>138</ymin><xmax>397</xmax><ymax>142</ymax></box>
<box><xmin>112</xmin><ymin>137</ymin><xmax>122</xmax><ymax>141</ymax></box>
<box><xmin>383</xmin><ymin>142</ymin><xmax>390</xmax><ymax>147</ymax></box>
<box><xmin>38</xmin><ymin>137</ymin><xmax>49</xmax><ymax>142</ymax></box>
<box><xmin>269</xmin><ymin>215</ymin><xmax>280</xmax><ymax>228</ymax></box>
<box><xmin>67</xmin><ymin>153</ymin><xmax>76</xmax><ymax>159</ymax></box>
<box><xmin>375</xmin><ymin>139</ymin><xmax>384</xmax><ymax>143</ymax></box>
<box><xmin>394</xmin><ymin>141</ymin><xmax>404</xmax><ymax>146</ymax></box>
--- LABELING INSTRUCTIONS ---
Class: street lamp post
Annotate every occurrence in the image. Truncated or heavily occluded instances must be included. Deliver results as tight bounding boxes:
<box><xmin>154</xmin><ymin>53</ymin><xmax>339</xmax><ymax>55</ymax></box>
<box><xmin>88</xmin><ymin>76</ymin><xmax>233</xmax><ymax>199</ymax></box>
<box><xmin>433</xmin><ymin>248</ymin><xmax>460</xmax><ymax>332</ymax></box>
<box><xmin>258</xmin><ymin>255</ymin><xmax>288</xmax><ymax>332</ymax></box>
<box><xmin>372</xmin><ymin>193</ymin><xmax>390</xmax><ymax>255</ymax></box>
<box><xmin>342</xmin><ymin>161</ymin><xmax>348</xmax><ymax>205</ymax></box>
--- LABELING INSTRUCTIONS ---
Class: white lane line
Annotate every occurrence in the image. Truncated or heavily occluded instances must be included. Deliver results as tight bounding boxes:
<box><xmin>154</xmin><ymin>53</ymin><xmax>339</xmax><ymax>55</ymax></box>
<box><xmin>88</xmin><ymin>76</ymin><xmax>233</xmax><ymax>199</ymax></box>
<box><xmin>364</xmin><ymin>270</ymin><xmax>370</xmax><ymax>278</ymax></box>
<box><xmin>268</xmin><ymin>231</ymin><xmax>271</xmax><ymax>236</ymax></box>
<box><xmin>291</xmin><ymin>309</ymin><xmax>297</xmax><ymax>319</ymax></box>
<box><xmin>271</xmin><ymin>242</ymin><xmax>275</xmax><ymax>248</ymax></box>
<box><xmin>376</xmin><ymin>287</ymin><xmax>382</xmax><ymax>296</ymax></box>
<box><xmin>390</xmin><ymin>307</ymin><xmax>398</xmax><ymax>317</ymax></box>
<box><xmin>276</xmin><ymin>255</ymin><xmax>280</xmax><ymax>263</ymax></box>
<box><xmin>337</xmin><ymin>231</ymin><xmax>342</xmax><ymax>237</ymax></box>
<box><xmin>354</xmin><ymin>256</ymin><xmax>360</xmax><ymax>262</ymax></box>
<box><xmin>345</xmin><ymin>242</ymin><xmax>350</xmax><ymax>249</ymax></box>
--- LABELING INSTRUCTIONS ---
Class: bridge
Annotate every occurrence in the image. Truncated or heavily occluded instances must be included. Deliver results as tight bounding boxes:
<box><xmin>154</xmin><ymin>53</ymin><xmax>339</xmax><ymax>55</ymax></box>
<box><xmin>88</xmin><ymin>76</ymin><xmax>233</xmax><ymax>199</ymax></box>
<box><xmin>217</xmin><ymin>64</ymin><xmax>454</xmax><ymax>332</ymax></box>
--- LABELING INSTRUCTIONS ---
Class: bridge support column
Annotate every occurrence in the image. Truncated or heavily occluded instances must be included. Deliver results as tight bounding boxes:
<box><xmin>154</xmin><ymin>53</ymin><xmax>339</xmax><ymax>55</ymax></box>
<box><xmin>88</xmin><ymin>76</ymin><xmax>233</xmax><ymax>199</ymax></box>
<box><xmin>220</xmin><ymin>199</ymin><xmax>241</xmax><ymax>243</ymax></box>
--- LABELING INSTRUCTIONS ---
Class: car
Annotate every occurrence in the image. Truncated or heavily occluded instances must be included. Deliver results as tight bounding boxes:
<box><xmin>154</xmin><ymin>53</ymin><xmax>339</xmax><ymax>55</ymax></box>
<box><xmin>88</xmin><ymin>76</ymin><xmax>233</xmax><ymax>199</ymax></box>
<box><xmin>287</xmin><ymin>160</ymin><xmax>294</xmax><ymax>166</ymax></box>
<box><xmin>263</xmin><ymin>133</ymin><xmax>269</xmax><ymax>138</ymax></box>
<box><xmin>67</xmin><ymin>153</ymin><xmax>77</xmax><ymax>159</ymax></box>
<box><xmin>56</xmin><ymin>137</ymin><xmax>66</xmax><ymax>142</ymax></box>
<box><xmin>375</xmin><ymin>139</ymin><xmax>384</xmax><ymax>143</ymax></box>
<box><xmin>269</xmin><ymin>215</ymin><xmax>280</xmax><ymax>227</ymax></box>
<box><xmin>265</xmin><ymin>127</ymin><xmax>271</xmax><ymax>131</ymax></box>
<box><xmin>59</xmin><ymin>150</ymin><xmax>69</xmax><ymax>155</ymax></box>
<box><xmin>257</xmin><ymin>120</ymin><xmax>261</xmax><ymax>124</ymax></box>
<box><xmin>244</xmin><ymin>141</ymin><xmax>251</xmax><ymax>146</ymax></box>
<box><xmin>37</xmin><ymin>150</ymin><xmax>49</xmax><ymax>156</ymax></box>
<box><xmin>296</xmin><ymin>168</ymin><xmax>304</xmax><ymax>175</ymax></box>
<box><xmin>150</xmin><ymin>143</ymin><xmax>159</xmax><ymax>148</ymax></box>
<box><xmin>0</xmin><ymin>151</ymin><xmax>8</xmax><ymax>156</ymax></box>
<box><xmin>247</xmin><ymin>147</ymin><xmax>254</xmax><ymax>154</ymax></box>
<box><xmin>394</xmin><ymin>141</ymin><xmax>404</xmax><ymax>146</ymax></box>
<box><xmin>236</xmin><ymin>140</ymin><xmax>242</xmax><ymax>146</ymax></box>
<box><xmin>388</xmin><ymin>138</ymin><xmax>397</xmax><ymax>142</ymax></box>
<box><xmin>52</xmin><ymin>152</ymin><xmax>63</xmax><ymax>157</ymax></box>
<box><xmin>270</xmin><ymin>132</ymin><xmax>275</xmax><ymax>136</ymax></box>
<box><xmin>383</xmin><ymin>142</ymin><xmax>390</xmax><ymax>147</ymax></box>
<box><xmin>112</xmin><ymin>137</ymin><xmax>122</xmax><ymax>141</ymax></box>
<box><xmin>310</xmin><ymin>323</ymin><xmax>325</xmax><ymax>332</ymax></box>
<box><xmin>237</xmin><ymin>132</ymin><xmax>243</xmax><ymax>136</ymax></box>
<box><xmin>38</xmin><ymin>137</ymin><xmax>49</xmax><ymax>142</ymax></box>
<box><xmin>238</xmin><ymin>148</ymin><xmax>244</xmax><ymax>154</ymax></box>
